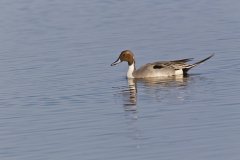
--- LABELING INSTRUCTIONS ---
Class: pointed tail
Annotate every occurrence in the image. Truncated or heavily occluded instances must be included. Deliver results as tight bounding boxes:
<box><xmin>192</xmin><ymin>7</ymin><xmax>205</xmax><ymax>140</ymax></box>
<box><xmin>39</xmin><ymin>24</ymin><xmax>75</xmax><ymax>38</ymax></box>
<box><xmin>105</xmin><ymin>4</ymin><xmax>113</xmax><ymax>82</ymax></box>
<box><xmin>184</xmin><ymin>54</ymin><xmax>214</xmax><ymax>73</ymax></box>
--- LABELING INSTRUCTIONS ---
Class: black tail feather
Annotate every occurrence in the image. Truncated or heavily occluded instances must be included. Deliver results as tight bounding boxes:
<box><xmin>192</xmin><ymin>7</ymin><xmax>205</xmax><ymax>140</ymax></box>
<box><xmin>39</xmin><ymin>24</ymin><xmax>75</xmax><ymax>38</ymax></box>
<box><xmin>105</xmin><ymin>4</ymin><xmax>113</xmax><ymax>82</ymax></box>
<box><xmin>183</xmin><ymin>54</ymin><xmax>214</xmax><ymax>74</ymax></box>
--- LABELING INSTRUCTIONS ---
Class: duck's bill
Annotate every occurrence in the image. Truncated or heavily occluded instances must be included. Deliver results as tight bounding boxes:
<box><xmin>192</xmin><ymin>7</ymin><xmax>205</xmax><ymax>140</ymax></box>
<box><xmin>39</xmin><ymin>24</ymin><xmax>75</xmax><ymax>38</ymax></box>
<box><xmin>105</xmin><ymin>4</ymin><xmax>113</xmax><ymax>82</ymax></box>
<box><xmin>111</xmin><ymin>58</ymin><xmax>121</xmax><ymax>66</ymax></box>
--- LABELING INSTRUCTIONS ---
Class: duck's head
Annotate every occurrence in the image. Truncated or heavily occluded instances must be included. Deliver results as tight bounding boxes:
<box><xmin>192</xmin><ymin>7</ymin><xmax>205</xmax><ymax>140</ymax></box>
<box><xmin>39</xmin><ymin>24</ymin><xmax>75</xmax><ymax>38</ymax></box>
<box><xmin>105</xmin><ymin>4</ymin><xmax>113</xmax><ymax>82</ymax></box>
<box><xmin>111</xmin><ymin>50</ymin><xmax>135</xmax><ymax>66</ymax></box>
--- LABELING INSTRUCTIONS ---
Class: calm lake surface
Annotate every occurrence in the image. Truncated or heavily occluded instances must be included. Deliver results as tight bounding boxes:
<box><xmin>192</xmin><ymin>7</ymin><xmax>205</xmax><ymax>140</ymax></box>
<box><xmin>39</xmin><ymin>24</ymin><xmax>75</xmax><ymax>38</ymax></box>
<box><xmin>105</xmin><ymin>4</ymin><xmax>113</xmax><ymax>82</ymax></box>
<box><xmin>0</xmin><ymin>0</ymin><xmax>240</xmax><ymax>160</ymax></box>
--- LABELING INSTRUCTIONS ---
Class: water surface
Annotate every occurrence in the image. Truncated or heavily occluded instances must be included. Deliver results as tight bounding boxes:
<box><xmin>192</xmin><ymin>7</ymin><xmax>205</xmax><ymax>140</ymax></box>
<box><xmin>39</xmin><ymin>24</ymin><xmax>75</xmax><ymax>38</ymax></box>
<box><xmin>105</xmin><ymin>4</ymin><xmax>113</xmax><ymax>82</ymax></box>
<box><xmin>0</xmin><ymin>0</ymin><xmax>240</xmax><ymax>160</ymax></box>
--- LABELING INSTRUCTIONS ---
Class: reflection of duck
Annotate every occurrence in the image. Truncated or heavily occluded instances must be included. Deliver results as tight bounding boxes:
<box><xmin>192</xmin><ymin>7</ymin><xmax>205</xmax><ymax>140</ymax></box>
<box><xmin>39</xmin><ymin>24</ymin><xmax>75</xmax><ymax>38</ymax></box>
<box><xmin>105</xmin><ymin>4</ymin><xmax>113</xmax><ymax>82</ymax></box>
<box><xmin>111</xmin><ymin>50</ymin><xmax>214</xmax><ymax>78</ymax></box>
<box><xmin>135</xmin><ymin>76</ymin><xmax>189</xmax><ymax>88</ymax></box>
<box><xmin>119</xmin><ymin>79</ymin><xmax>137</xmax><ymax>111</ymax></box>
<box><xmin>116</xmin><ymin>76</ymin><xmax>193</xmax><ymax>110</ymax></box>
<box><xmin>127</xmin><ymin>79</ymin><xmax>137</xmax><ymax>105</ymax></box>
<box><xmin>135</xmin><ymin>76</ymin><xmax>191</xmax><ymax>103</ymax></box>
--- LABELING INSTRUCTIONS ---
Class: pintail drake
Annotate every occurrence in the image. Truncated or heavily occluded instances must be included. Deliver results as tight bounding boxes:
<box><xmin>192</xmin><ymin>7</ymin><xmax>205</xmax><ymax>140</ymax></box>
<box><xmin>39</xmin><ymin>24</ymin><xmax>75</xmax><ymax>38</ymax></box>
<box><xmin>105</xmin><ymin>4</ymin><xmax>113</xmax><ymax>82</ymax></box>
<box><xmin>111</xmin><ymin>50</ymin><xmax>214</xmax><ymax>78</ymax></box>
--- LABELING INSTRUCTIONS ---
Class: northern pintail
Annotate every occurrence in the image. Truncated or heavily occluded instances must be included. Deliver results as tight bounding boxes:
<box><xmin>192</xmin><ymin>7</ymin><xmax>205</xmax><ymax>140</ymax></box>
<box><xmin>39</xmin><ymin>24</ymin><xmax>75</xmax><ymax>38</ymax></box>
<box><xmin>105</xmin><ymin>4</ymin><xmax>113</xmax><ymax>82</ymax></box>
<box><xmin>111</xmin><ymin>50</ymin><xmax>214</xmax><ymax>78</ymax></box>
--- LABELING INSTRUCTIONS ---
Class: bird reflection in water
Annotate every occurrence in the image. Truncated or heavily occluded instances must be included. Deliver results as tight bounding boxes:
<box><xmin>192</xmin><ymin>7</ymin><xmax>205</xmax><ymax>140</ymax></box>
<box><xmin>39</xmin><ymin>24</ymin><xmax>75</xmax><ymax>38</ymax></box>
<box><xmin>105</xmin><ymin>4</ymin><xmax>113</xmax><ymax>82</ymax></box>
<box><xmin>136</xmin><ymin>75</ymin><xmax>189</xmax><ymax>88</ymax></box>
<box><xmin>117</xmin><ymin>75</ymin><xmax>191</xmax><ymax>111</ymax></box>
<box><xmin>121</xmin><ymin>78</ymin><xmax>138</xmax><ymax>111</ymax></box>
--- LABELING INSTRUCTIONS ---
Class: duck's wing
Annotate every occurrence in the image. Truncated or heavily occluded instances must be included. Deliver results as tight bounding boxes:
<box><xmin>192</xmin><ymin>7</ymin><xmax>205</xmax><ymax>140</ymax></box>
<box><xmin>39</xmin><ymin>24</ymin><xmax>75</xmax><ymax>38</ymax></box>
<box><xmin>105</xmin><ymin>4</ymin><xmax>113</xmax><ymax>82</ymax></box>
<box><xmin>134</xmin><ymin>62</ymin><xmax>177</xmax><ymax>78</ymax></box>
<box><xmin>170</xmin><ymin>58</ymin><xmax>194</xmax><ymax>63</ymax></box>
<box><xmin>152</xmin><ymin>54</ymin><xmax>214</xmax><ymax>72</ymax></box>
<box><xmin>151</xmin><ymin>59</ymin><xmax>192</xmax><ymax>70</ymax></box>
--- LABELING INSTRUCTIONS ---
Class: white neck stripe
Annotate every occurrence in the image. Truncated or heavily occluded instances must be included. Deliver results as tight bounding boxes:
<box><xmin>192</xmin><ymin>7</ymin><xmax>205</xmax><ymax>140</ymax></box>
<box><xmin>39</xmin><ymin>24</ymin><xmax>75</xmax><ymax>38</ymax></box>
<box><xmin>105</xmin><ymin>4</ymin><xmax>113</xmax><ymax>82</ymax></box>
<box><xmin>127</xmin><ymin>63</ymin><xmax>135</xmax><ymax>78</ymax></box>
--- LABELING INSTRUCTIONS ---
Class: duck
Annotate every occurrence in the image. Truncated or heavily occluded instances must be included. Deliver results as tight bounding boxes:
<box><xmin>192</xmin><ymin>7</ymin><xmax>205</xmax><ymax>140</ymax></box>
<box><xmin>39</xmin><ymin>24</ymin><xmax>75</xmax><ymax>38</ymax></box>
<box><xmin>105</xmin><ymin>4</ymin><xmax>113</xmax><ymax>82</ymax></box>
<box><xmin>111</xmin><ymin>50</ymin><xmax>214</xmax><ymax>78</ymax></box>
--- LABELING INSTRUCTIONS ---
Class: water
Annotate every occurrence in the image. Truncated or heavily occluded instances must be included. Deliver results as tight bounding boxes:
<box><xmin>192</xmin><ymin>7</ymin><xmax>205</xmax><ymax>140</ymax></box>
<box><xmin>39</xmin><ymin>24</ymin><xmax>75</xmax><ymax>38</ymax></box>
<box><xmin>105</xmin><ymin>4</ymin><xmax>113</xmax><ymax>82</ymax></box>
<box><xmin>0</xmin><ymin>0</ymin><xmax>240</xmax><ymax>159</ymax></box>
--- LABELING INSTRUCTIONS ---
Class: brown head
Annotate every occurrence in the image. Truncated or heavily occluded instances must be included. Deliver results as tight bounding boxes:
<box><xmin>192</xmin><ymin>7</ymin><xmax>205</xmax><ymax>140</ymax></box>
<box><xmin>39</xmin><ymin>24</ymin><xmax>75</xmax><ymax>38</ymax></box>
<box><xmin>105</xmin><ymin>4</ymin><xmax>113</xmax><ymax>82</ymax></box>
<box><xmin>111</xmin><ymin>50</ymin><xmax>135</xmax><ymax>66</ymax></box>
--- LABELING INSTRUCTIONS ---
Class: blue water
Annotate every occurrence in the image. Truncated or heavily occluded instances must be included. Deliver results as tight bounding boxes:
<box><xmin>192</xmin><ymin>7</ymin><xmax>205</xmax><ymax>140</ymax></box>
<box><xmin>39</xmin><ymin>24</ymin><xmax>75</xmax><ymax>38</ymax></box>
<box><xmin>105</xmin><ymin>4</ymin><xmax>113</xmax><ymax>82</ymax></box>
<box><xmin>0</xmin><ymin>0</ymin><xmax>240</xmax><ymax>159</ymax></box>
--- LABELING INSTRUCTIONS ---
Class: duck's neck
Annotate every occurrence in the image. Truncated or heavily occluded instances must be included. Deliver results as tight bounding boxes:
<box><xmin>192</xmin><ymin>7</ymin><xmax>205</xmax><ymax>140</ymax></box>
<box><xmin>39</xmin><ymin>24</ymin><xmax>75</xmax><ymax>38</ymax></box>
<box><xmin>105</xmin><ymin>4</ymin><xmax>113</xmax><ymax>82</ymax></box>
<box><xmin>127</xmin><ymin>62</ymin><xmax>136</xmax><ymax>78</ymax></box>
